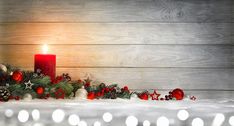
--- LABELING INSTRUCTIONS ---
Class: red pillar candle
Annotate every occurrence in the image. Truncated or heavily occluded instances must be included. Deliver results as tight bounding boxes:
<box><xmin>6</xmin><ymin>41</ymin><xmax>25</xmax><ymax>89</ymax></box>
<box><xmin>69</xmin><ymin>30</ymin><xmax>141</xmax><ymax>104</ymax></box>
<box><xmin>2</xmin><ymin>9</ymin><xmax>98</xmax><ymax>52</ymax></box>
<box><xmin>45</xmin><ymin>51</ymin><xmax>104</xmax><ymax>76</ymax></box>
<box><xmin>34</xmin><ymin>45</ymin><xmax>56</xmax><ymax>81</ymax></box>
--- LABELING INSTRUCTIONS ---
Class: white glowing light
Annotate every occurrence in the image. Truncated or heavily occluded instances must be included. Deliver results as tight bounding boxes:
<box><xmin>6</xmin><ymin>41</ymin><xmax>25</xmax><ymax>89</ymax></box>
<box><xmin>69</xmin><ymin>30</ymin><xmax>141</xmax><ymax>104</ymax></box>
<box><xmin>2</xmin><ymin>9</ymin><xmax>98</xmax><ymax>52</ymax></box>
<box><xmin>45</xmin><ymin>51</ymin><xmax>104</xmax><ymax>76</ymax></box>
<box><xmin>157</xmin><ymin>116</ymin><xmax>169</xmax><ymax>126</ymax></box>
<box><xmin>5</xmin><ymin>109</ymin><xmax>14</xmax><ymax>118</ymax></box>
<box><xmin>32</xmin><ymin>109</ymin><xmax>40</xmax><ymax>121</ymax></box>
<box><xmin>42</xmin><ymin>44</ymin><xmax>48</xmax><ymax>54</ymax></box>
<box><xmin>192</xmin><ymin>118</ymin><xmax>204</xmax><ymax>126</ymax></box>
<box><xmin>33</xmin><ymin>123</ymin><xmax>44</xmax><ymax>126</ymax></box>
<box><xmin>212</xmin><ymin>113</ymin><xmax>225</xmax><ymax>126</ymax></box>
<box><xmin>102</xmin><ymin>112</ymin><xmax>113</xmax><ymax>122</ymax></box>
<box><xmin>93</xmin><ymin>121</ymin><xmax>101</xmax><ymax>126</ymax></box>
<box><xmin>18</xmin><ymin>110</ymin><xmax>29</xmax><ymax>123</ymax></box>
<box><xmin>52</xmin><ymin>109</ymin><xmax>65</xmax><ymax>123</ymax></box>
<box><xmin>68</xmin><ymin>114</ymin><xmax>80</xmax><ymax>126</ymax></box>
<box><xmin>143</xmin><ymin>120</ymin><xmax>151</xmax><ymax>126</ymax></box>
<box><xmin>177</xmin><ymin>110</ymin><xmax>189</xmax><ymax>121</ymax></box>
<box><xmin>229</xmin><ymin>116</ymin><xmax>234</xmax><ymax>126</ymax></box>
<box><xmin>78</xmin><ymin>120</ymin><xmax>87</xmax><ymax>126</ymax></box>
<box><xmin>125</xmin><ymin>116</ymin><xmax>138</xmax><ymax>126</ymax></box>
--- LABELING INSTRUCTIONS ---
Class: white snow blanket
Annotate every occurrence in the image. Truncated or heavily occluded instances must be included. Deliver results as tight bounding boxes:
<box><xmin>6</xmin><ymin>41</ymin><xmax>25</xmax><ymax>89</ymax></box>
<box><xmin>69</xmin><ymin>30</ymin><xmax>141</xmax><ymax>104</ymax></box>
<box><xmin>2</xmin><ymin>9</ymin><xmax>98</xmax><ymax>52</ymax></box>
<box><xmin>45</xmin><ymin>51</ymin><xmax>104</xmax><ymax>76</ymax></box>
<box><xmin>0</xmin><ymin>99</ymin><xmax>234</xmax><ymax>126</ymax></box>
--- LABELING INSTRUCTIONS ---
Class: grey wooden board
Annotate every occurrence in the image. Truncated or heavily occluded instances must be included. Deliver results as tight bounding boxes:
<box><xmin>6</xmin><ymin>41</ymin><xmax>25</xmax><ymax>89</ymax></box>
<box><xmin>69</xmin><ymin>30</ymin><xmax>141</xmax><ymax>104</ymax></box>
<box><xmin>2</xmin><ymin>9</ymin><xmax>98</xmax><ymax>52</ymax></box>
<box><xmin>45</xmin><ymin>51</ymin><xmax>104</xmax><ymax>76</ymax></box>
<box><xmin>18</xmin><ymin>67</ymin><xmax>234</xmax><ymax>90</ymax></box>
<box><xmin>0</xmin><ymin>0</ymin><xmax>233</xmax><ymax>23</ymax></box>
<box><xmin>0</xmin><ymin>23</ymin><xmax>233</xmax><ymax>45</ymax></box>
<box><xmin>0</xmin><ymin>45</ymin><xmax>233</xmax><ymax>67</ymax></box>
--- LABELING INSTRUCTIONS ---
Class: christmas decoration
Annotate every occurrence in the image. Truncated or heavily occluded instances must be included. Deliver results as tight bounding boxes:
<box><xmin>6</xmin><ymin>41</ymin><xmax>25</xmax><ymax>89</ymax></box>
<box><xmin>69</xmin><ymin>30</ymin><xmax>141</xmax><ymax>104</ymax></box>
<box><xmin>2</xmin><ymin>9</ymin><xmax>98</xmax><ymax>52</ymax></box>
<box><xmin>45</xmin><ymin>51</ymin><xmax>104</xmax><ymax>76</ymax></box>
<box><xmin>36</xmin><ymin>86</ymin><xmax>44</xmax><ymax>95</ymax></box>
<box><xmin>24</xmin><ymin>80</ymin><xmax>34</xmax><ymax>89</ymax></box>
<box><xmin>75</xmin><ymin>86</ymin><xmax>88</xmax><ymax>100</ymax></box>
<box><xmin>171</xmin><ymin>88</ymin><xmax>184</xmax><ymax>100</ymax></box>
<box><xmin>130</xmin><ymin>93</ymin><xmax>139</xmax><ymax>100</ymax></box>
<box><xmin>23</xmin><ymin>93</ymin><xmax>33</xmax><ymax>101</ymax></box>
<box><xmin>190</xmin><ymin>96</ymin><xmax>196</xmax><ymax>101</ymax></box>
<box><xmin>0</xmin><ymin>64</ymin><xmax>194</xmax><ymax>102</ymax></box>
<box><xmin>150</xmin><ymin>90</ymin><xmax>161</xmax><ymax>100</ymax></box>
<box><xmin>139</xmin><ymin>92</ymin><xmax>149</xmax><ymax>100</ymax></box>
<box><xmin>0</xmin><ymin>87</ymin><xmax>11</xmax><ymax>101</ymax></box>
<box><xmin>87</xmin><ymin>92</ymin><xmax>95</xmax><ymax>100</ymax></box>
<box><xmin>11</xmin><ymin>71</ymin><xmax>23</xmax><ymax>83</ymax></box>
<box><xmin>54</xmin><ymin>88</ymin><xmax>65</xmax><ymax>99</ymax></box>
<box><xmin>0</xmin><ymin>64</ymin><xmax>7</xmax><ymax>73</ymax></box>
<box><xmin>62</xmin><ymin>73</ymin><xmax>71</xmax><ymax>81</ymax></box>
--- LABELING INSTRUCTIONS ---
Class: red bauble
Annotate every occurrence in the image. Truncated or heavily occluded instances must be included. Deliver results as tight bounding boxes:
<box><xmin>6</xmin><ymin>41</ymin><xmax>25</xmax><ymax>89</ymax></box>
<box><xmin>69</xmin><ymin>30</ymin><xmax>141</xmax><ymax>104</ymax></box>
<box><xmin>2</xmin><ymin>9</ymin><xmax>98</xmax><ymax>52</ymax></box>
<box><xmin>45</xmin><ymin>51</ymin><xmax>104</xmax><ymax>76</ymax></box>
<box><xmin>172</xmin><ymin>88</ymin><xmax>184</xmax><ymax>100</ymax></box>
<box><xmin>139</xmin><ymin>93</ymin><xmax>149</xmax><ymax>100</ymax></box>
<box><xmin>12</xmin><ymin>71</ymin><xmax>23</xmax><ymax>83</ymax></box>
<box><xmin>87</xmin><ymin>92</ymin><xmax>95</xmax><ymax>100</ymax></box>
<box><xmin>36</xmin><ymin>87</ymin><xmax>44</xmax><ymax>95</ymax></box>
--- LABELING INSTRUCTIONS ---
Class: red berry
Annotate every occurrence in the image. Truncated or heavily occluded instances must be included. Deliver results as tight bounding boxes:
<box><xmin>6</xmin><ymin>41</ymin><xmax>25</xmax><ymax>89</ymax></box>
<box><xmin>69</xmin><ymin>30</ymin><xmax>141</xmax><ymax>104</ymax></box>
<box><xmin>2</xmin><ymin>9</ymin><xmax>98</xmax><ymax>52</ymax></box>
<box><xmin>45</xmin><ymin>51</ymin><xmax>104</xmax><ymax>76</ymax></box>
<box><xmin>77</xmin><ymin>79</ymin><xmax>83</xmax><ymax>83</ymax></box>
<box><xmin>104</xmin><ymin>88</ymin><xmax>110</xmax><ymax>93</ymax></box>
<box><xmin>9</xmin><ymin>96</ymin><xmax>14</xmax><ymax>100</ymax></box>
<box><xmin>160</xmin><ymin>98</ymin><xmax>164</xmax><ymax>100</ymax></box>
<box><xmin>101</xmin><ymin>89</ymin><xmax>105</xmax><ymax>93</ymax></box>
<box><xmin>123</xmin><ymin>86</ymin><xmax>129</xmax><ymax>91</ymax></box>
<box><xmin>84</xmin><ymin>82</ymin><xmax>90</xmax><ymax>88</ymax></box>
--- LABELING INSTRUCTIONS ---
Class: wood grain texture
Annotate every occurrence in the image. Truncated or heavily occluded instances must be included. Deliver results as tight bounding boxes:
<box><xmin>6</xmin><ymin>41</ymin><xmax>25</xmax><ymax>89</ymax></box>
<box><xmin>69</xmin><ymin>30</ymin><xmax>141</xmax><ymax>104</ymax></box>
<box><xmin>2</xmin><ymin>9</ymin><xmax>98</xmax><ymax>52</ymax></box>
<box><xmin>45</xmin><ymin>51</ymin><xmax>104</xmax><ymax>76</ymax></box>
<box><xmin>0</xmin><ymin>23</ymin><xmax>233</xmax><ymax>45</ymax></box>
<box><xmin>0</xmin><ymin>0</ymin><xmax>233</xmax><ymax>23</ymax></box>
<box><xmin>21</xmin><ymin>67</ymin><xmax>233</xmax><ymax>90</ymax></box>
<box><xmin>0</xmin><ymin>45</ymin><xmax>233</xmax><ymax>68</ymax></box>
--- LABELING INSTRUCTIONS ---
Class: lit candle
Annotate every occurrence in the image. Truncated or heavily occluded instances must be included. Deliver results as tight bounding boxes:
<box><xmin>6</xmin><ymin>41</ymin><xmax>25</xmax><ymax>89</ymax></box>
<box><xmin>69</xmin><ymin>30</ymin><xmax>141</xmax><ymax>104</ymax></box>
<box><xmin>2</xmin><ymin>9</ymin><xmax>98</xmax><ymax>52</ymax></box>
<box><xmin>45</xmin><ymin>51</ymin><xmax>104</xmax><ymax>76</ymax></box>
<box><xmin>34</xmin><ymin>44</ymin><xmax>56</xmax><ymax>81</ymax></box>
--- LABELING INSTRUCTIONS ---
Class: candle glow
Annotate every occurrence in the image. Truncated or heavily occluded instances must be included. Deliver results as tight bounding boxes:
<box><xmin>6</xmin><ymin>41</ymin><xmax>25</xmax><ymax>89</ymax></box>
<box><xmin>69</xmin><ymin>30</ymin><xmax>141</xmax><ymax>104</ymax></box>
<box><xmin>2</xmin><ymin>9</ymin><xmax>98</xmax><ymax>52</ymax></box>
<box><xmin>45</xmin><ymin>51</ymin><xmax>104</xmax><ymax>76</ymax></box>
<box><xmin>42</xmin><ymin>44</ymin><xmax>49</xmax><ymax>54</ymax></box>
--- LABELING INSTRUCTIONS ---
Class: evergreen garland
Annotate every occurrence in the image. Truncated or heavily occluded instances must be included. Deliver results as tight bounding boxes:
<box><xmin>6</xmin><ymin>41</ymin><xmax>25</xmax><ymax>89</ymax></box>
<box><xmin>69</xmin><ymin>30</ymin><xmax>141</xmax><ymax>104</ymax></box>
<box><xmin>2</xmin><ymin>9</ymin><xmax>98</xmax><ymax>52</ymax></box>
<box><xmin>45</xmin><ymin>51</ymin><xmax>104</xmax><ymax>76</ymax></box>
<box><xmin>0</xmin><ymin>63</ymin><xmax>192</xmax><ymax>102</ymax></box>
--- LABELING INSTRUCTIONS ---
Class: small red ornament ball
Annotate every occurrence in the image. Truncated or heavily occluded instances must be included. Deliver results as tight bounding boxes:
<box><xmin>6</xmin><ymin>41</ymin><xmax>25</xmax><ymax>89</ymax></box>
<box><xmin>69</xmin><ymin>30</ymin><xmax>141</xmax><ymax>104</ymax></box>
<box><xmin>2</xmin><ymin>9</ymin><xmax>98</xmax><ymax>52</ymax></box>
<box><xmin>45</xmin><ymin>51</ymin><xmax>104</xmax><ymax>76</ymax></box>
<box><xmin>12</xmin><ymin>71</ymin><xmax>23</xmax><ymax>83</ymax></box>
<box><xmin>36</xmin><ymin>87</ymin><xmax>44</xmax><ymax>95</ymax></box>
<box><xmin>87</xmin><ymin>92</ymin><xmax>95</xmax><ymax>100</ymax></box>
<box><xmin>172</xmin><ymin>88</ymin><xmax>184</xmax><ymax>100</ymax></box>
<box><xmin>139</xmin><ymin>93</ymin><xmax>148</xmax><ymax>100</ymax></box>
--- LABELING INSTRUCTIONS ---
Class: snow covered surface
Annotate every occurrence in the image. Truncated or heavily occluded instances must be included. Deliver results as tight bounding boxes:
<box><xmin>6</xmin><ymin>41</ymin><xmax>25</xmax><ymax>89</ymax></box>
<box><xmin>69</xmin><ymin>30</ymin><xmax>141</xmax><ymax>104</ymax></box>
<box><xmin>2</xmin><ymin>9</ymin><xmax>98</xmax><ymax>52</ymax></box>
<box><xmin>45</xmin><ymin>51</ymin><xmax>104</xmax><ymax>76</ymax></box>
<box><xmin>1</xmin><ymin>99</ymin><xmax>234</xmax><ymax>126</ymax></box>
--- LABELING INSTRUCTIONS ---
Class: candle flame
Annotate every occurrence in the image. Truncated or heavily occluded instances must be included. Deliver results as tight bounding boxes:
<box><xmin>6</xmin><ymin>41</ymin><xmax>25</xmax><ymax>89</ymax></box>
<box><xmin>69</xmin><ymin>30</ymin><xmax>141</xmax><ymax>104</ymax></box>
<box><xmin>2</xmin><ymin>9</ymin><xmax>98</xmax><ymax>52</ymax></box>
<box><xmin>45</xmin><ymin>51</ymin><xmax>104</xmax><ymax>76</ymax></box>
<box><xmin>42</xmin><ymin>44</ymin><xmax>48</xmax><ymax>54</ymax></box>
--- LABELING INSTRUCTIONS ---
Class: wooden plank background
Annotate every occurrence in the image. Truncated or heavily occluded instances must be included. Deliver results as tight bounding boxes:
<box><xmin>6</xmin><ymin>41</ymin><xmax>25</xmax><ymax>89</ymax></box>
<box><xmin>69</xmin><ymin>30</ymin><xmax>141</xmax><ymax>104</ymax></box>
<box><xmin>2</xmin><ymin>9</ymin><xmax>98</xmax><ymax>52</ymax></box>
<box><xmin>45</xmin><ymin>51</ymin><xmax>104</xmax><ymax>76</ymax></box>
<box><xmin>0</xmin><ymin>0</ymin><xmax>233</xmax><ymax>98</ymax></box>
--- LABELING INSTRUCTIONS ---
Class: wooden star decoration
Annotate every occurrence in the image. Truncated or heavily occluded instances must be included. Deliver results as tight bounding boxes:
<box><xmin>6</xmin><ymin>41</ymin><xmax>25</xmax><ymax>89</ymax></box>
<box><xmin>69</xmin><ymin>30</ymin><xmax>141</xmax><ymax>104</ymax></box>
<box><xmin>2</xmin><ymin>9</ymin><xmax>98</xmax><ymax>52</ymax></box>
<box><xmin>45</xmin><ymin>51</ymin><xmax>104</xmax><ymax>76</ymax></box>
<box><xmin>150</xmin><ymin>90</ymin><xmax>161</xmax><ymax>100</ymax></box>
<box><xmin>24</xmin><ymin>80</ymin><xmax>34</xmax><ymax>90</ymax></box>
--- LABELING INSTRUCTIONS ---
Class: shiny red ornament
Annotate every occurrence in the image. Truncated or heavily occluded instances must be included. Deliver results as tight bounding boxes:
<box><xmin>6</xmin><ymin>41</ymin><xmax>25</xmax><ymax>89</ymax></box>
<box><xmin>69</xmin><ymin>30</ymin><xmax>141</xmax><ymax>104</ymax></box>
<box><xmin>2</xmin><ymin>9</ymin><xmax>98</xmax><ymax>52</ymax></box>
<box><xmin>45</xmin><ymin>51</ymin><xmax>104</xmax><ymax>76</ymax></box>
<box><xmin>55</xmin><ymin>88</ymin><xmax>65</xmax><ymax>99</ymax></box>
<box><xmin>36</xmin><ymin>87</ymin><xmax>44</xmax><ymax>95</ymax></box>
<box><xmin>12</xmin><ymin>71</ymin><xmax>23</xmax><ymax>83</ymax></box>
<box><xmin>139</xmin><ymin>93</ymin><xmax>149</xmax><ymax>100</ymax></box>
<box><xmin>87</xmin><ymin>92</ymin><xmax>95</xmax><ymax>100</ymax></box>
<box><xmin>172</xmin><ymin>88</ymin><xmax>184</xmax><ymax>100</ymax></box>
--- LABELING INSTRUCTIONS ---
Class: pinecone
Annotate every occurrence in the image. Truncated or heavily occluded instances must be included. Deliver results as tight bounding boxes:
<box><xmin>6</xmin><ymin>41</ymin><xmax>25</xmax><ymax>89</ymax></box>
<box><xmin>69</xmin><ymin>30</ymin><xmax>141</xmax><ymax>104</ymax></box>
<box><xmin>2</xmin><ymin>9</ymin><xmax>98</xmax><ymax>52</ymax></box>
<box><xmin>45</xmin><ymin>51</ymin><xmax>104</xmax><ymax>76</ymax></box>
<box><xmin>0</xmin><ymin>88</ymin><xmax>11</xmax><ymax>101</ymax></box>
